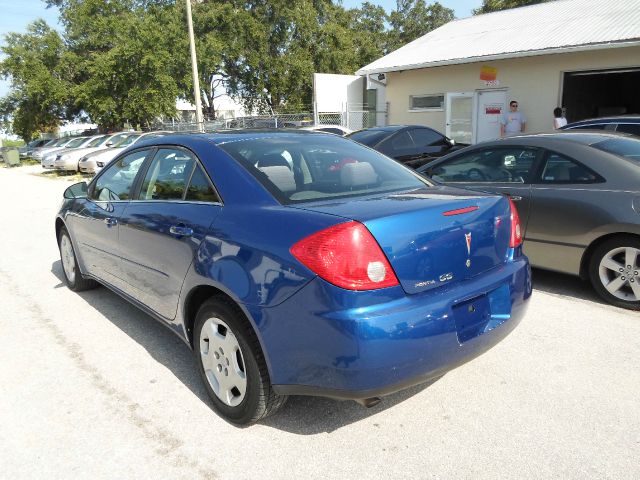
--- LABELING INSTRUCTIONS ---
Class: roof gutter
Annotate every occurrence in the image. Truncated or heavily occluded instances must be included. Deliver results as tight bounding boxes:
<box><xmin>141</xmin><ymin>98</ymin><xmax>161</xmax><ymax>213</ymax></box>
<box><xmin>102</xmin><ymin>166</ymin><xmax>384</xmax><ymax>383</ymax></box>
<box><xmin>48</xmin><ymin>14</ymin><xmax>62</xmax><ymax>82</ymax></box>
<box><xmin>355</xmin><ymin>40</ymin><xmax>640</xmax><ymax>76</ymax></box>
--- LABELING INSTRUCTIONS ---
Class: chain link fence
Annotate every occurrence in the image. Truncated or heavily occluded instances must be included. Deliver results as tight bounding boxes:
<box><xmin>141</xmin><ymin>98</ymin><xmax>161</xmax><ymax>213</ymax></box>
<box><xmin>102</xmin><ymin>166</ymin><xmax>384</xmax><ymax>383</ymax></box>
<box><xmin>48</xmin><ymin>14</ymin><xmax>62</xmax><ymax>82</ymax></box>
<box><xmin>152</xmin><ymin>104</ymin><xmax>387</xmax><ymax>132</ymax></box>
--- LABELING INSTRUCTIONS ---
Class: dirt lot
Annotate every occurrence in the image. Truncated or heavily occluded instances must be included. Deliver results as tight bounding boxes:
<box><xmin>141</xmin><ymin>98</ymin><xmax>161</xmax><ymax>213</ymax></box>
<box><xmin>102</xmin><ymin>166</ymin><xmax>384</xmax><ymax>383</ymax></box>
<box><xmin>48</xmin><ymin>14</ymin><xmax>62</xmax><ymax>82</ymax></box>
<box><xmin>1</xmin><ymin>165</ymin><xmax>638</xmax><ymax>480</ymax></box>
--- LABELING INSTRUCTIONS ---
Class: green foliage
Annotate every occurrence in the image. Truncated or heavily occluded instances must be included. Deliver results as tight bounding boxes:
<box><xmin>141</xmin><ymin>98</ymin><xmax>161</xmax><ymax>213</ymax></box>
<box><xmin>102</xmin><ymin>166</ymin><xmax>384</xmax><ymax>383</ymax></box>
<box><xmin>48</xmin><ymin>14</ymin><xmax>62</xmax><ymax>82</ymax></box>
<box><xmin>473</xmin><ymin>0</ymin><xmax>551</xmax><ymax>15</ymax></box>
<box><xmin>0</xmin><ymin>21</ymin><xmax>73</xmax><ymax>140</ymax></box>
<box><xmin>2</xmin><ymin>0</ymin><xmax>459</xmax><ymax>134</ymax></box>
<box><xmin>387</xmin><ymin>1</ymin><xmax>454</xmax><ymax>52</ymax></box>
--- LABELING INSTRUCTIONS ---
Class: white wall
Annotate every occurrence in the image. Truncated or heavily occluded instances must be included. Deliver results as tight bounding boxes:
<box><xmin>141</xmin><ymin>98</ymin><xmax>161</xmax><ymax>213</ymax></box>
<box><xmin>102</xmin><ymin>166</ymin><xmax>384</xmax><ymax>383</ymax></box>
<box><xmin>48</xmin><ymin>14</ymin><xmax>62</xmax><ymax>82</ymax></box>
<box><xmin>313</xmin><ymin>73</ymin><xmax>363</xmax><ymax>112</ymax></box>
<box><xmin>384</xmin><ymin>46</ymin><xmax>640</xmax><ymax>140</ymax></box>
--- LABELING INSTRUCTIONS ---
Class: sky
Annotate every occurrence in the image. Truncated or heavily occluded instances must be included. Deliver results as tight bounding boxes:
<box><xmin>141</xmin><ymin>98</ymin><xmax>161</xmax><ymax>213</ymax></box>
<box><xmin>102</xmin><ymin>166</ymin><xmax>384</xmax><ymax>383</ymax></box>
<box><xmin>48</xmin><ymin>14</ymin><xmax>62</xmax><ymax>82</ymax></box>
<box><xmin>0</xmin><ymin>0</ymin><xmax>483</xmax><ymax>98</ymax></box>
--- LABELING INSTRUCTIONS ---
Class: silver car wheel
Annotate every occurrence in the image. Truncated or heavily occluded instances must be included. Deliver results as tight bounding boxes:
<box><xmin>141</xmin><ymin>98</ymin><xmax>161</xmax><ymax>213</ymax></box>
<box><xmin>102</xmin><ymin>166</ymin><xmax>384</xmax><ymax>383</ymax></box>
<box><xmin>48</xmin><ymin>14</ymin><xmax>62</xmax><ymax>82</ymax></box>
<box><xmin>598</xmin><ymin>246</ymin><xmax>640</xmax><ymax>301</ymax></box>
<box><xmin>199</xmin><ymin>317</ymin><xmax>247</xmax><ymax>407</ymax></box>
<box><xmin>60</xmin><ymin>234</ymin><xmax>76</xmax><ymax>284</ymax></box>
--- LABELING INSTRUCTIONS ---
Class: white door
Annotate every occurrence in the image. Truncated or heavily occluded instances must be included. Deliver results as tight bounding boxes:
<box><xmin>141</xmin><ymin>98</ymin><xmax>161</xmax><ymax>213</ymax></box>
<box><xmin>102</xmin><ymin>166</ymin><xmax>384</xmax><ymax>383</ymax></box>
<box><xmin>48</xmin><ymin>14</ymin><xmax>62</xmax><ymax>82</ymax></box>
<box><xmin>446</xmin><ymin>93</ymin><xmax>474</xmax><ymax>144</ymax></box>
<box><xmin>476</xmin><ymin>90</ymin><xmax>507</xmax><ymax>143</ymax></box>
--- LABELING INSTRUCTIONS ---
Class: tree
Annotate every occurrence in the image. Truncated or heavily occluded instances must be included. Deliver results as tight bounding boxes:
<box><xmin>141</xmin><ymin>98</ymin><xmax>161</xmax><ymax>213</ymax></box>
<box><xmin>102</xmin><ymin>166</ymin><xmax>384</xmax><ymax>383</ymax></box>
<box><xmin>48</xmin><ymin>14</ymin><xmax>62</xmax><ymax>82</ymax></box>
<box><xmin>473</xmin><ymin>0</ymin><xmax>551</xmax><ymax>14</ymax></box>
<box><xmin>46</xmin><ymin>0</ymin><xmax>181</xmax><ymax>130</ymax></box>
<box><xmin>0</xmin><ymin>20</ymin><xmax>73</xmax><ymax>140</ymax></box>
<box><xmin>387</xmin><ymin>0</ymin><xmax>454</xmax><ymax>52</ymax></box>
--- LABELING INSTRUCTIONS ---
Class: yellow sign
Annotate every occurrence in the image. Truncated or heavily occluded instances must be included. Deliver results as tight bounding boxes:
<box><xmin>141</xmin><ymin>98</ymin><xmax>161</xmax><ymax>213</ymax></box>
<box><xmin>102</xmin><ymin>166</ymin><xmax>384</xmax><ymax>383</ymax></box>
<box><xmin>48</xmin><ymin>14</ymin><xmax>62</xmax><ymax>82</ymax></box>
<box><xmin>480</xmin><ymin>66</ymin><xmax>498</xmax><ymax>81</ymax></box>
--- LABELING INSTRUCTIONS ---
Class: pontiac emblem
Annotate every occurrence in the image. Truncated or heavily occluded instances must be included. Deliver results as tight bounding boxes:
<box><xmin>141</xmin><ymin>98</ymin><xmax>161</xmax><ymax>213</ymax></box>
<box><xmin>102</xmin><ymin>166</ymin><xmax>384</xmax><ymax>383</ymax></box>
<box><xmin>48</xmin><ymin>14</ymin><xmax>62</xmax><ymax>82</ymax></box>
<box><xmin>465</xmin><ymin>232</ymin><xmax>472</xmax><ymax>255</ymax></box>
<box><xmin>465</xmin><ymin>232</ymin><xmax>472</xmax><ymax>268</ymax></box>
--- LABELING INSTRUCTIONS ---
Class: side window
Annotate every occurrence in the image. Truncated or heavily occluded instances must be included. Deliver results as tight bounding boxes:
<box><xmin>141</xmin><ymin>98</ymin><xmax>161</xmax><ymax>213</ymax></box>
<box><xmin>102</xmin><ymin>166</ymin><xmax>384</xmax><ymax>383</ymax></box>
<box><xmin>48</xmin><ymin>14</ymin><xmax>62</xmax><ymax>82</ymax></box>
<box><xmin>138</xmin><ymin>148</ymin><xmax>196</xmax><ymax>201</ymax></box>
<box><xmin>90</xmin><ymin>149</ymin><xmax>149</xmax><ymax>201</ymax></box>
<box><xmin>539</xmin><ymin>152</ymin><xmax>599</xmax><ymax>184</ymax></box>
<box><xmin>409</xmin><ymin>128</ymin><xmax>444</xmax><ymax>146</ymax></box>
<box><xmin>428</xmin><ymin>148</ymin><xmax>537</xmax><ymax>183</ymax></box>
<box><xmin>379</xmin><ymin>131</ymin><xmax>414</xmax><ymax>156</ymax></box>
<box><xmin>186</xmin><ymin>164</ymin><xmax>219</xmax><ymax>202</ymax></box>
<box><xmin>616</xmin><ymin>123</ymin><xmax>640</xmax><ymax>136</ymax></box>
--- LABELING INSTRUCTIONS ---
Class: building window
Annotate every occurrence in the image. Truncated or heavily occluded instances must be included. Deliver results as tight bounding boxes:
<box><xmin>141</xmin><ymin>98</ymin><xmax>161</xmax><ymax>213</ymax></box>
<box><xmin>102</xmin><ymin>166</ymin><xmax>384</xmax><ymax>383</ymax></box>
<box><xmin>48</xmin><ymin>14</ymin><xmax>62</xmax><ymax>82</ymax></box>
<box><xmin>409</xmin><ymin>94</ymin><xmax>444</xmax><ymax>111</ymax></box>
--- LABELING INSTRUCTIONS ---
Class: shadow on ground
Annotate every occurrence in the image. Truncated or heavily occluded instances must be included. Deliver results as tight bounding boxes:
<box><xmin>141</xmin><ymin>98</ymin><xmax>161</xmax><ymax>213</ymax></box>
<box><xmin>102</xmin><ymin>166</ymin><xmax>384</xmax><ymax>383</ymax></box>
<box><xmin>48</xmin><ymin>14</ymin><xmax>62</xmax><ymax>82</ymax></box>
<box><xmin>51</xmin><ymin>260</ymin><xmax>434</xmax><ymax>433</ymax></box>
<box><xmin>531</xmin><ymin>268</ymin><xmax>606</xmax><ymax>306</ymax></box>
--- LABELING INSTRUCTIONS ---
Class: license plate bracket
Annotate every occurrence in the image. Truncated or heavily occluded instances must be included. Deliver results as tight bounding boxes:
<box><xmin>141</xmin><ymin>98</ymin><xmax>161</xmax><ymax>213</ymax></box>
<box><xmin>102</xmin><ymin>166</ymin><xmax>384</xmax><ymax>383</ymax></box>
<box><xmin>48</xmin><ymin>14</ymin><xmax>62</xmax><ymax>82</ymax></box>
<box><xmin>453</xmin><ymin>294</ymin><xmax>491</xmax><ymax>343</ymax></box>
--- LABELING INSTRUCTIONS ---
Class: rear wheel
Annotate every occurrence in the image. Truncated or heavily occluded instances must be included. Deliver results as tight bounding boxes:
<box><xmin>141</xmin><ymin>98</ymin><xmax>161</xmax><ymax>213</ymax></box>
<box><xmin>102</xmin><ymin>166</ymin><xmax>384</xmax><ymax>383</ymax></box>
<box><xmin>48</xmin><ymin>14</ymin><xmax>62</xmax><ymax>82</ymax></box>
<box><xmin>58</xmin><ymin>226</ymin><xmax>98</xmax><ymax>291</ymax></box>
<box><xmin>194</xmin><ymin>298</ymin><xmax>287</xmax><ymax>424</ymax></box>
<box><xmin>589</xmin><ymin>236</ymin><xmax>640</xmax><ymax>310</ymax></box>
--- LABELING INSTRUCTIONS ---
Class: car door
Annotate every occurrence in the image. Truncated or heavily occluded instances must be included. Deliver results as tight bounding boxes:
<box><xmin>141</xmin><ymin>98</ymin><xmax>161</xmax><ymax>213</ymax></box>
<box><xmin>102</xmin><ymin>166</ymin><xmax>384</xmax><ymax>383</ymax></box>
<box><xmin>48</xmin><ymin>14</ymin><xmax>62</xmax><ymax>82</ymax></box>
<box><xmin>117</xmin><ymin>147</ymin><xmax>222</xmax><ymax>320</ymax></box>
<box><xmin>67</xmin><ymin>148</ymin><xmax>151</xmax><ymax>289</ymax></box>
<box><xmin>525</xmin><ymin>150</ymin><xmax>605</xmax><ymax>273</ymax></box>
<box><xmin>424</xmin><ymin>146</ymin><xmax>540</xmax><ymax>234</ymax></box>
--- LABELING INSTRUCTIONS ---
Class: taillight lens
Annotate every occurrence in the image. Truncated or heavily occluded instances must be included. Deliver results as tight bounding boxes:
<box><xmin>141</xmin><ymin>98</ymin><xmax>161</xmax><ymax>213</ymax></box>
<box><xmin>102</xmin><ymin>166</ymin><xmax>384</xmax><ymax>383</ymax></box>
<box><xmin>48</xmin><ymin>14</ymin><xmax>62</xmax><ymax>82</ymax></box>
<box><xmin>290</xmin><ymin>221</ymin><xmax>399</xmax><ymax>290</ymax></box>
<box><xmin>509</xmin><ymin>197</ymin><xmax>523</xmax><ymax>248</ymax></box>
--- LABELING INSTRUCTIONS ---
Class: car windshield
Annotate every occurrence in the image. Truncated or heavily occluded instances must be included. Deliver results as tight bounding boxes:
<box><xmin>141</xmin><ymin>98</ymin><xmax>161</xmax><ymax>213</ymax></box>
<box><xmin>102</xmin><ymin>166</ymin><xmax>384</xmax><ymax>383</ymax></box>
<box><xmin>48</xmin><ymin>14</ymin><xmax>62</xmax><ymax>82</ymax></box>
<box><xmin>347</xmin><ymin>129</ymin><xmax>389</xmax><ymax>146</ymax></box>
<box><xmin>115</xmin><ymin>134</ymin><xmax>141</xmax><ymax>147</ymax></box>
<box><xmin>106</xmin><ymin>132</ymin><xmax>131</xmax><ymax>146</ymax></box>
<box><xmin>66</xmin><ymin>137</ymin><xmax>87</xmax><ymax>148</ymax></box>
<box><xmin>219</xmin><ymin>135</ymin><xmax>430</xmax><ymax>204</ymax></box>
<box><xmin>592</xmin><ymin>137</ymin><xmax>640</xmax><ymax>161</ymax></box>
<box><xmin>86</xmin><ymin>136</ymin><xmax>106</xmax><ymax>147</ymax></box>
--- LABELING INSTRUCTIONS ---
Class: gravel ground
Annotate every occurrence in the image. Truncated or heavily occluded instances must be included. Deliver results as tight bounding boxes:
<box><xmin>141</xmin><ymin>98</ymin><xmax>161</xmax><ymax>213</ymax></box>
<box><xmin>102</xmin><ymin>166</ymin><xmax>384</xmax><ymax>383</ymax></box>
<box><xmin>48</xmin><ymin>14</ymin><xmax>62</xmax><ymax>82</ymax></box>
<box><xmin>1</xmin><ymin>165</ymin><xmax>638</xmax><ymax>480</ymax></box>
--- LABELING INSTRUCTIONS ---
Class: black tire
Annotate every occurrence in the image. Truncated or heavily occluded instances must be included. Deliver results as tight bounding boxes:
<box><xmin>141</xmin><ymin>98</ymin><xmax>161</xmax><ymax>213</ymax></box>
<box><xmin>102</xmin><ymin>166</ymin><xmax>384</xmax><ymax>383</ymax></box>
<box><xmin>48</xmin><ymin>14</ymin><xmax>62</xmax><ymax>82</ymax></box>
<box><xmin>194</xmin><ymin>297</ymin><xmax>287</xmax><ymax>424</ymax></box>
<box><xmin>588</xmin><ymin>236</ymin><xmax>640</xmax><ymax>311</ymax></box>
<box><xmin>58</xmin><ymin>226</ymin><xmax>99</xmax><ymax>292</ymax></box>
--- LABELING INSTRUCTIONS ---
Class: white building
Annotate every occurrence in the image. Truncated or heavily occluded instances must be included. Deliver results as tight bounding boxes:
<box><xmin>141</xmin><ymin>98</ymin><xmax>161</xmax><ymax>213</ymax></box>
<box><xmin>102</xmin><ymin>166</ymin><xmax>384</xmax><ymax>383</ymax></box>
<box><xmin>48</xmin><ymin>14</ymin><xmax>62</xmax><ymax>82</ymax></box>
<box><xmin>355</xmin><ymin>0</ymin><xmax>640</xmax><ymax>144</ymax></box>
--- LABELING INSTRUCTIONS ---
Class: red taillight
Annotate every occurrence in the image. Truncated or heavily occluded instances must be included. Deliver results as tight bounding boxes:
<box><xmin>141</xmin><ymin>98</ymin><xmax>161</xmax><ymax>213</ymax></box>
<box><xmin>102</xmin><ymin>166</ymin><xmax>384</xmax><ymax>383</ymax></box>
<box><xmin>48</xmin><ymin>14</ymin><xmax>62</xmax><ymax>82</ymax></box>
<box><xmin>290</xmin><ymin>221</ymin><xmax>399</xmax><ymax>290</ymax></box>
<box><xmin>509</xmin><ymin>198</ymin><xmax>523</xmax><ymax>248</ymax></box>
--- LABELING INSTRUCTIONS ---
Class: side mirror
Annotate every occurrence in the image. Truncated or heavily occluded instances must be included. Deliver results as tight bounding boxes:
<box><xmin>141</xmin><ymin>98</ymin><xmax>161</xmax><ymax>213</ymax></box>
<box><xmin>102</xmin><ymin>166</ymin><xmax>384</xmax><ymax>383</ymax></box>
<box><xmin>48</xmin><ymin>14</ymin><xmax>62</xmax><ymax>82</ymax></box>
<box><xmin>447</xmin><ymin>138</ymin><xmax>456</xmax><ymax>146</ymax></box>
<box><xmin>64</xmin><ymin>181</ymin><xmax>88</xmax><ymax>199</ymax></box>
<box><xmin>106</xmin><ymin>141</ymin><xmax>113</xmax><ymax>147</ymax></box>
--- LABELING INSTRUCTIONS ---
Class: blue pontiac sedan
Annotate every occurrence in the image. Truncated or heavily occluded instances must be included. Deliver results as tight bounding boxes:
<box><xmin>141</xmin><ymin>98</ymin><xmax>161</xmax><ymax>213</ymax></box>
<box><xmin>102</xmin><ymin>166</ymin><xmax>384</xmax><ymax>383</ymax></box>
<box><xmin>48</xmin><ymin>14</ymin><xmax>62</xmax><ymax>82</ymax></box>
<box><xmin>56</xmin><ymin>131</ymin><xmax>531</xmax><ymax>424</ymax></box>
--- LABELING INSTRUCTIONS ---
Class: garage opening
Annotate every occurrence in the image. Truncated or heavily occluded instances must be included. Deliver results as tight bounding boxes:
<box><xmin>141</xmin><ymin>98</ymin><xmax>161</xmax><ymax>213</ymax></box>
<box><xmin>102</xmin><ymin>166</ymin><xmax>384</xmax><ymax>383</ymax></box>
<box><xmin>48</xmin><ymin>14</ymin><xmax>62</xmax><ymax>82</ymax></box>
<box><xmin>561</xmin><ymin>68</ymin><xmax>640</xmax><ymax>122</ymax></box>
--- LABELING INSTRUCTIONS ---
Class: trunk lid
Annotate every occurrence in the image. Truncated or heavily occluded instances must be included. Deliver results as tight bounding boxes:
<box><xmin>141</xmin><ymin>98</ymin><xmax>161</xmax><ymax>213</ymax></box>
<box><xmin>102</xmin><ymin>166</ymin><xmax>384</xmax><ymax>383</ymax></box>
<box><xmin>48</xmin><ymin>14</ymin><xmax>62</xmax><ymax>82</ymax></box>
<box><xmin>291</xmin><ymin>187</ymin><xmax>512</xmax><ymax>294</ymax></box>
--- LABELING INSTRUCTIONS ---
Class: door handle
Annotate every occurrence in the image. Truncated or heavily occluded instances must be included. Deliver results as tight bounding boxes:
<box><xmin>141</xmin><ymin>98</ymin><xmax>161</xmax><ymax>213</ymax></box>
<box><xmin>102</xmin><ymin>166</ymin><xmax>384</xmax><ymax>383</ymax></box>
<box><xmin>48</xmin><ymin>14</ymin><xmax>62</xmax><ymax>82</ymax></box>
<box><xmin>169</xmin><ymin>225</ymin><xmax>193</xmax><ymax>237</ymax></box>
<box><xmin>104</xmin><ymin>217</ymin><xmax>118</xmax><ymax>226</ymax></box>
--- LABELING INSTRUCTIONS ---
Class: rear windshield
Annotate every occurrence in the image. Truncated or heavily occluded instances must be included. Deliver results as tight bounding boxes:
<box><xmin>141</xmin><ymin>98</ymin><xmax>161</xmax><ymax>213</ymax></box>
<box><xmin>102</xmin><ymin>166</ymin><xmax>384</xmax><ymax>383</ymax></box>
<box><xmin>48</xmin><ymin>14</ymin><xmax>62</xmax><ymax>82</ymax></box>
<box><xmin>347</xmin><ymin>129</ymin><xmax>389</xmax><ymax>146</ymax></box>
<box><xmin>592</xmin><ymin>137</ymin><xmax>640</xmax><ymax>162</ymax></box>
<box><xmin>218</xmin><ymin>135</ymin><xmax>429</xmax><ymax>204</ymax></box>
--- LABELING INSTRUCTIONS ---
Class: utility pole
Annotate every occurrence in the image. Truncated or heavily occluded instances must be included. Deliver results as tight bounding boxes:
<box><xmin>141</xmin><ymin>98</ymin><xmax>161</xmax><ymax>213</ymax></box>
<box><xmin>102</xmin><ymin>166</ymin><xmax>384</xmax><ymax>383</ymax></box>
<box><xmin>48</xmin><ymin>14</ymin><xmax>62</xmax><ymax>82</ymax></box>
<box><xmin>185</xmin><ymin>0</ymin><xmax>204</xmax><ymax>132</ymax></box>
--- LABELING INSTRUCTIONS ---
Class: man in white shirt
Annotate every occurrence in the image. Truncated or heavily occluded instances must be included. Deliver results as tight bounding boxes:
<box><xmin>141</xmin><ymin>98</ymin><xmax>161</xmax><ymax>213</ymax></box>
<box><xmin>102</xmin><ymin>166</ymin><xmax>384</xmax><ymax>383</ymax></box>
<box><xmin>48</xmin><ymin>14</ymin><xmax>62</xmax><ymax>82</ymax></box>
<box><xmin>500</xmin><ymin>100</ymin><xmax>526</xmax><ymax>136</ymax></box>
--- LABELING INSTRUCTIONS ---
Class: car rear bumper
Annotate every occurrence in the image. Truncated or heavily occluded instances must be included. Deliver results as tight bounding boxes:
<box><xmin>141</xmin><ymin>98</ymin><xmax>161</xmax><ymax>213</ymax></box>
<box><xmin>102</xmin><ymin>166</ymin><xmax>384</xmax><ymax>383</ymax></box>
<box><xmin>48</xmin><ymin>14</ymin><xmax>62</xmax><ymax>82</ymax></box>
<box><xmin>257</xmin><ymin>255</ymin><xmax>531</xmax><ymax>400</ymax></box>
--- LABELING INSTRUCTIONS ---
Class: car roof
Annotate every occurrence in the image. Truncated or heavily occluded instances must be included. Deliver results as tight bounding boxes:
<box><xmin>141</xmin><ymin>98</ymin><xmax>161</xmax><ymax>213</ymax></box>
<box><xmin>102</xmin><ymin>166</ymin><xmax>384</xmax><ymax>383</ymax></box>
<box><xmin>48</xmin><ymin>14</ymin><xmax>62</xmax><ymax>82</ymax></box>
<box><xmin>565</xmin><ymin>116</ymin><xmax>640</xmax><ymax>126</ymax></box>
<box><xmin>480</xmin><ymin>130</ymin><xmax>636</xmax><ymax>147</ymax></box>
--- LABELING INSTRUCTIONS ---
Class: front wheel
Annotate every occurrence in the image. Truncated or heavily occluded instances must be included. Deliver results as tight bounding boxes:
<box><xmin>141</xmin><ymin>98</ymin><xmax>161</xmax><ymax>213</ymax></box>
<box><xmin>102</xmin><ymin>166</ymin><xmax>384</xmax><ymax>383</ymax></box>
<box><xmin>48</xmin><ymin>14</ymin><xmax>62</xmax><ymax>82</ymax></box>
<box><xmin>194</xmin><ymin>298</ymin><xmax>287</xmax><ymax>424</ymax></box>
<box><xmin>58</xmin><ymin>226</ymin><xmax>98</xmax><ymax>291</ymax></box>
<box><xmin>589</xmin><ymin>236</ymin><xmax>640</xmax><ymax>310</ymax></box>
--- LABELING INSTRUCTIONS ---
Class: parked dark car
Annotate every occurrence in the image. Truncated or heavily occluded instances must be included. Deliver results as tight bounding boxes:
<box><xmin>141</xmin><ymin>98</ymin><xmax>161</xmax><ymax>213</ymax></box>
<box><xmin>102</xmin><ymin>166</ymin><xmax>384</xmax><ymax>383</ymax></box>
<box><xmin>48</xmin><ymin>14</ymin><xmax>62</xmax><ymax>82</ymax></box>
<box><xmin>561</xmin><ymin>115</ymin><xmax>640</xmax><ymax>136</ymax></box>
<box><xmin>56</xmin><ymin>131</ymin><xmax>530</xmax><ymax>424</ymax></box>
<box><xmin>418</xmin><ymin>131</ymin><xmax>640</xmax><ymax>310</ymax></box>
<box><xmin>19</xmin><ymin>138</ymin><xmax>53</xmax><ymax>158</ymax></box>
<box><xmin>347</xmin><ymin>125</ymin><xmax>466</xmax><ymax>168</ymax></box>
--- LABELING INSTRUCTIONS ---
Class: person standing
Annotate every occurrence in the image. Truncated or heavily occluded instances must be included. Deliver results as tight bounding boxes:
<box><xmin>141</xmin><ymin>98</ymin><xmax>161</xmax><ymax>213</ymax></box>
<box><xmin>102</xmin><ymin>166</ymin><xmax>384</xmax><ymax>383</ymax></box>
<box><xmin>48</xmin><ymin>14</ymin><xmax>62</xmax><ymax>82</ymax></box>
<box><xmin>500</xmin><ymin>100</ymin><xmax>526</xmax><ymax>137</ymax></box>
<box><xmin>553</xmin><ymin>107</ymin><xmax>567</xmax><ymax>129</ymax></box>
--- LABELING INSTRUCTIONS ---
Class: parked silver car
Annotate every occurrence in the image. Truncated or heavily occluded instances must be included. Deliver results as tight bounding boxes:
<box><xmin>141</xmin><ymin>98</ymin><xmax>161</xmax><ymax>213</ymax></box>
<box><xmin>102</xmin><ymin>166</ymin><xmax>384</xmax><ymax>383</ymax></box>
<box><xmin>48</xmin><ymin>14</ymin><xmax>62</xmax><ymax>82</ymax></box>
<box><xmin>418</xmin><ymin>131</ymin><xmax>640</xmax><ymax>310</ymax></box>
<box><xmin>78</xmin><ymin>131</ymin><xmax>171</xmax><ymax>174</ymax></box>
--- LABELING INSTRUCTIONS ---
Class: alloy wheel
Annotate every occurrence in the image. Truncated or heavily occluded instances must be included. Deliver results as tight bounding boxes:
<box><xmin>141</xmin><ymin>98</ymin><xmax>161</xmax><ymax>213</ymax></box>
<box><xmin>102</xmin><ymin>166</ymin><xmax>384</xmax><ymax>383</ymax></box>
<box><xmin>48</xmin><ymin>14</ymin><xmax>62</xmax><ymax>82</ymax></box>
<box><xmin>598</xmin><ymin>246</ymin><xmax>640</xmax><ymax>302</ymax></box>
